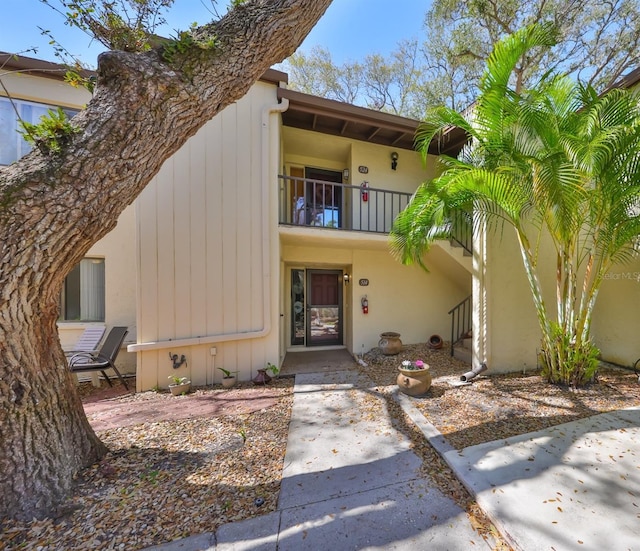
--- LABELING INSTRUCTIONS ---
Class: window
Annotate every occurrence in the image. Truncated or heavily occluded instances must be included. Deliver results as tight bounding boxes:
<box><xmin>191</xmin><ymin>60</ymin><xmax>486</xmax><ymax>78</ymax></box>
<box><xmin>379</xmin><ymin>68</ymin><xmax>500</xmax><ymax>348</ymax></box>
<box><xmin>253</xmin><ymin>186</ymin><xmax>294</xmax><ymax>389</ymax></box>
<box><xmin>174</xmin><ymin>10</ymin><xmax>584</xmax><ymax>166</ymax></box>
<box><xmin>0</xmin><ymin>96</ymin><xmax>78</xmax><ymax>165</ymax></box>
<box><xmin>60</xmin><ymin>258</ymin><xmax>105</xmax><ymax>322</ymax></box>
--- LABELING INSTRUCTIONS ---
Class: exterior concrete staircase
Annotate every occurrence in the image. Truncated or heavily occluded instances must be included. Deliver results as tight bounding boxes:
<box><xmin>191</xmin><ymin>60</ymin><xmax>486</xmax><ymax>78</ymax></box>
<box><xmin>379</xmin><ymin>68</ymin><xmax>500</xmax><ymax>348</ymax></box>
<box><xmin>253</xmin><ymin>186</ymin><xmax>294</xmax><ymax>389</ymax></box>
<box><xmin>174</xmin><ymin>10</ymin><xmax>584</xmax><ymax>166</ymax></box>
<box><xmin>453</xmin><ymin>336</ymin><xmax>472</xmax><ymax>365</ymax></box>
<box><xmin>434</xmin><ymin>239</ymin><xmax>472</xmax><ymax>273</ymax></box>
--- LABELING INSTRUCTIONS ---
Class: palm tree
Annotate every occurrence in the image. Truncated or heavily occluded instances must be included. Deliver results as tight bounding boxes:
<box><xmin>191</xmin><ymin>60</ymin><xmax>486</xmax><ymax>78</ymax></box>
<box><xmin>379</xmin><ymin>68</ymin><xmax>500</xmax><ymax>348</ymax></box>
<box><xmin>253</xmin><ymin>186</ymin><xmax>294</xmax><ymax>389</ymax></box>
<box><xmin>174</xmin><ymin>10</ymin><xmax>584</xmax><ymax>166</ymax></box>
<box><xmin>391</xmin><ymin>24</ymin><xmax>640</xmax><ymax>386</ymax></box>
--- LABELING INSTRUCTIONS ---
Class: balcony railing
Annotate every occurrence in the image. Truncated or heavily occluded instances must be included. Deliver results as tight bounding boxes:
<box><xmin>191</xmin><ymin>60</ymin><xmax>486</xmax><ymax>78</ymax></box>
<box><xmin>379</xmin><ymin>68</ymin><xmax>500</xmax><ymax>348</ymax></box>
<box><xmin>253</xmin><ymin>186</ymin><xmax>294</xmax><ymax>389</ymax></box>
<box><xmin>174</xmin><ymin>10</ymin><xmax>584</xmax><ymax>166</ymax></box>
<box><xmin>278</xmin><ymin>175</ymin><xmax>412</xmax><ymax>234</ymax></box>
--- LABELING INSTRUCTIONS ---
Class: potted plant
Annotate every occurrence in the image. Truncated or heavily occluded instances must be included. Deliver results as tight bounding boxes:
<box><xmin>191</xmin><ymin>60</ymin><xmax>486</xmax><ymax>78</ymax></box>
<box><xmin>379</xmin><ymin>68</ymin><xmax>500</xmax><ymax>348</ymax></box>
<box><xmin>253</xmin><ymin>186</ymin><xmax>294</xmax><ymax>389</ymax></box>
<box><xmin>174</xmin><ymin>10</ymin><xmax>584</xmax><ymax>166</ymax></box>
<box><xmin>266</xmin><ymin>362</ymin><xmax>280</xmax><ymax>379</ymax></box>
<box><xmin>253</xmin><ymin>361</ymin><xmax>281</xmax><ymax>385</ymax></box>
<box><xmin>218</xmin><ymin>367</ymin><xmax>237</xmax><ymax>389</ymax></box>
<box><xmin>397</xmin><ymin>359</ymin><xmax>431</xmax><ymax>396</ymax></box>
<box><xmin>168</xmin><ymin>375</ymin><xmax>191</xmax><ymax>396</ymax></box>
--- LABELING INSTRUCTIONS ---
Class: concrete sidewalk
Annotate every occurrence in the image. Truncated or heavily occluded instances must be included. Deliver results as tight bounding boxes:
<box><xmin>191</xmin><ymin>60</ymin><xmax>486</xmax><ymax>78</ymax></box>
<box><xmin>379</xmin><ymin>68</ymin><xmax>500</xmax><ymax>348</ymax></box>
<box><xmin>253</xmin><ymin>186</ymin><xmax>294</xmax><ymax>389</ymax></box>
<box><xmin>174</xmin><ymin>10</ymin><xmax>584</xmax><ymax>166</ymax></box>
<box><xmin>146</xmin><ymin>370</ymin><xmax>640</xmax><ymax>551</ymax></box>
<box><xmin>444</xmin><ymin>407</ymin><xmax>640</xmax><ymax>551</ymax></box>
<box><xmin>148</xmin><ymin>368</ymin><xmax>491</xmax><ymax>550</ymax></box>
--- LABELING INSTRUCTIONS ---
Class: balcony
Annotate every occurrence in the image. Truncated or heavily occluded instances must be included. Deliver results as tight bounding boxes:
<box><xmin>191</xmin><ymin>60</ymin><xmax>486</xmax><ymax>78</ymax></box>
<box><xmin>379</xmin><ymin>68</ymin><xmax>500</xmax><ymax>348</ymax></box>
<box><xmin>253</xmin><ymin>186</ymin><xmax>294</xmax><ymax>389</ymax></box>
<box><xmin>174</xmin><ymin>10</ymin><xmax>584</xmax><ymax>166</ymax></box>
<box><xmin>278</xmin><ymin>175</ymin><xmax>412</xmax><ymax>235</ymax></box>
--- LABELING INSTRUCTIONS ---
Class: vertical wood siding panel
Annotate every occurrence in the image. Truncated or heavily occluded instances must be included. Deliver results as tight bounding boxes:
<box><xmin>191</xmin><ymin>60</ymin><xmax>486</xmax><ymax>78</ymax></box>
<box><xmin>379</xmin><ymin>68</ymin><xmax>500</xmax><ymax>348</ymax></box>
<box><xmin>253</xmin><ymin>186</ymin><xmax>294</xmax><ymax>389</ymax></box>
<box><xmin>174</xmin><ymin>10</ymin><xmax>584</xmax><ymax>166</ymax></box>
<box><xmin>137</xmin><ymin>183</ymin><xmax>159</xmax><ymax>344</ymax></box>
<box><xmin>156</xmin><ymin>157</ymin><xmax>176</xmax><ymax>341</ymax></box>
<box><xmin>190</xmin><ymin>347</ymin><xmax>208</xmax><ymax>386</ymax></box>
<box><xmin>222</xmin><ymin>106</ymin><xmax>238</xmax><ymax>334</ymax></box>
<box><xmin>206</xmin><ymin>115</ymin><xmax>224</xmax><ymax>336</ymax></box>
<box><xmin>173</xmin><ymin>144</ymin><xmax>192</xmax><ymax>339</ymax></box>
<box><xmin>190</xmin><ymin>127</ymin><xmax>208</xmax><ymax>338</ymax></box>
<box><xmin>250</xmin><ymin>87</ymin><xmax>269</xmax><ymax>373</ymax></box>
<box><xmin>236</xmin><ymin>94</ymin><xmax>252</xmax><ymax>333</ymax></box>
<box><xmin>235</xmin><ymin>94</ymin><xmax>252</xmax><ymax>373</ymax></box>
<box><xmin>221</xmin><ymin>104</ymin><xmax>238</xmax><ymax>372</ymax></box>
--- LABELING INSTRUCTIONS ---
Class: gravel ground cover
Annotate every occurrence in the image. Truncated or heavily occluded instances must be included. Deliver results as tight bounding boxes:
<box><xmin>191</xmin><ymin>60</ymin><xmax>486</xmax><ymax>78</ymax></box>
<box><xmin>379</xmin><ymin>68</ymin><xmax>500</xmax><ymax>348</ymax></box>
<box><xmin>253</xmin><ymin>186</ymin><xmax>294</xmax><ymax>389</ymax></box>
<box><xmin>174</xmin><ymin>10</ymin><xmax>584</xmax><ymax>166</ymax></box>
<box><xmin>1</xmin><ymin>380</ymin><xmax>294</xmax><ymax>551</ymax></box>
<box><xmin>3</xmin><ymin>344</ymin><xmax>638</xmax><ymax>550</ymax></box>
<box><xmin>362</xmin><ymin>343</ymin><xmax>640</xmax><ymax>450</ymax></box>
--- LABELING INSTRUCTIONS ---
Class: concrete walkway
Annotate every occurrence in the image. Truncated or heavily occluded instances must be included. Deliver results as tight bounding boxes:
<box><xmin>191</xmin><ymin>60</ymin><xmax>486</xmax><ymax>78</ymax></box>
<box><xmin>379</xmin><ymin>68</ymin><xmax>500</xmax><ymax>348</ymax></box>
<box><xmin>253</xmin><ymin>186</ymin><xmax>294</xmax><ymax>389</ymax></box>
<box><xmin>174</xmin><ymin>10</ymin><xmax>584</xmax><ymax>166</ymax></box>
<box><xmin>148</xmin><ymin>368</ymin><xmax>491</xmax><ymax>550</ymax></box>
<box><xmin>444</xmin><ymin>407</ymin><xmax>640</xmax><ymax>551</ymax></box>
<box><xmin>146</xmin><ymin>369</ymin><xmax>640</xmax><ymax>551</ymax></box>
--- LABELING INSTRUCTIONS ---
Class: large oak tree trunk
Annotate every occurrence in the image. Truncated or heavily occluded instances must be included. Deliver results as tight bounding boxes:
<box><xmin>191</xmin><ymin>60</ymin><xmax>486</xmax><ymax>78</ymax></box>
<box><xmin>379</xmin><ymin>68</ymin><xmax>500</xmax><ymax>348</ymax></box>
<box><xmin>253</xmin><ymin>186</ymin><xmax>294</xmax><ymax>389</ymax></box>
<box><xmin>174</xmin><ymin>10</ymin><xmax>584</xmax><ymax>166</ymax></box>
<box><xmin>0</xmin><ymin>0</ymin><xmax>332</xmax><ymax>521</ymax></box>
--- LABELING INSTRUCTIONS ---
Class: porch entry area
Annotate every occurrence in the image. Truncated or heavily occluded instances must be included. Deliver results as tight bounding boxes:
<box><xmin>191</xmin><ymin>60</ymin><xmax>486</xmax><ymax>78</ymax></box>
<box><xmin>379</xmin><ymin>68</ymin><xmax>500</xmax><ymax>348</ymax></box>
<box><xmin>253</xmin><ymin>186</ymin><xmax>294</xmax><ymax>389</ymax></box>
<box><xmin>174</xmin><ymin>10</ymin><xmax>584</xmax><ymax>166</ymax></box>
<box><xmin>291</xmin><ymin>268</ymin><xmax>344</xmax><ymax>347</ymax></box>
<box><xmin>280</xmin><ymin>348</ymin><xmax>356</xmax><ymax>376</ymax></box>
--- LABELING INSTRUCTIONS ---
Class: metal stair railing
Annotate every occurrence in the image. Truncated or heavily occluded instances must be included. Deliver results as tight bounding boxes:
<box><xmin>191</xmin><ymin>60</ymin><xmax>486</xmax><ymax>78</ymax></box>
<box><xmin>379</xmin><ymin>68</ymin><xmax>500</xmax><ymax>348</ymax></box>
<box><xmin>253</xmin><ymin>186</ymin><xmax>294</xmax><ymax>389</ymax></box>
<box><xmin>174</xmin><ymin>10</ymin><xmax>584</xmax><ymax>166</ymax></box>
<box><xmin>449</xmin><ymin>210</ymin><xmax>472</xmax><ymax>255</ymax></box>
<box><xmin>448</xmin><ymin>294</ymin><xmax>472</xmax><ymax>356</ymax></box>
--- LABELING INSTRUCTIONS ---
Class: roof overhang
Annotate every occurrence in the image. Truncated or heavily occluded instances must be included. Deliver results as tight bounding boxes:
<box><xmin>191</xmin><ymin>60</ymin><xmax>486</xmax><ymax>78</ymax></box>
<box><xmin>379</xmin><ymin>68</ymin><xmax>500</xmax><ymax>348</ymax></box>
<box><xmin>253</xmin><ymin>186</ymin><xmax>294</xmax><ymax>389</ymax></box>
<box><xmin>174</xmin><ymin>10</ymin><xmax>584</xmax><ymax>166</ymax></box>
<box><xmin>277</xmin><ymin>87</ymin><xmax>466</xmax><ymax>155</ymax></box>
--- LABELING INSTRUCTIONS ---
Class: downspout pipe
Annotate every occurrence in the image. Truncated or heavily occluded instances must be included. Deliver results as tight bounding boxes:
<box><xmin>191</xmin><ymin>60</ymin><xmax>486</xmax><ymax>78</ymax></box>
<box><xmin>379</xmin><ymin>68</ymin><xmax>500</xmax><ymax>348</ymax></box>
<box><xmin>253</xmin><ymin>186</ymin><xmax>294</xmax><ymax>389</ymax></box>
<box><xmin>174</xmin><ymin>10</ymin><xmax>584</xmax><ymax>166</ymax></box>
<box><xmin>128</xmin><ymin>93</ymin><xmax>290</xmax><ymax>353</ymax></box>
<box><xmin>460</xmin><ymin>362</ymin><xmax>488</xmax><ymax>382</ymax></box>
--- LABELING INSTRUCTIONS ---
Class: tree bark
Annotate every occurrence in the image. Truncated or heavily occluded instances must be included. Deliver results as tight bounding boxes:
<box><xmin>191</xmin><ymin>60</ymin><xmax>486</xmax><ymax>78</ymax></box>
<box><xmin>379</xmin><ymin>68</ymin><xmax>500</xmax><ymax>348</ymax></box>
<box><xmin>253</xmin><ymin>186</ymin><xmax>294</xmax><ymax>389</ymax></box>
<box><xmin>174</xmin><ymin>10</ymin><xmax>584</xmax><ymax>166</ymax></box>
<box><xmin>0</xmin><ymin>0</ymin><xmax>332</xmax><ymax>521</ymax></box>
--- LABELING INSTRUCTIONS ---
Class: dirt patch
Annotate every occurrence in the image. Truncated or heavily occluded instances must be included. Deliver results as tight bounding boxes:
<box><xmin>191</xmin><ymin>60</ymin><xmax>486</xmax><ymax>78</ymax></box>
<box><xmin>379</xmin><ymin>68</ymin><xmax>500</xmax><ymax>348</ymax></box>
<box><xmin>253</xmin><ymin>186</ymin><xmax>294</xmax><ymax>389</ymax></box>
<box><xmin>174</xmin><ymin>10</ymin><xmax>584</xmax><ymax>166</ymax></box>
<box><xmin>81</xmin><ymin>378</ymin><xmax>286</xmax><ymax>431</ymax></box>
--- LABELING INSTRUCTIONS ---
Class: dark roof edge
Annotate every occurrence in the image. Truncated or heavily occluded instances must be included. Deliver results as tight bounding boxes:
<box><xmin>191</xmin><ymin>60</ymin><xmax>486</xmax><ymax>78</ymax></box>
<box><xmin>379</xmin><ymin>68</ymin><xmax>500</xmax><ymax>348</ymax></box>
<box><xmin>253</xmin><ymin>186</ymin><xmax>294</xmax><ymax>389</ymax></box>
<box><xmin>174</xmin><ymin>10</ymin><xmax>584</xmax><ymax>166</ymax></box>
<box><xmin>0</xmin><ymin>51</ymin><xmax>287</xmax><ymax>85</ymax></box>
<box><xmin>607</xmin><ymin>66</ymin><xmax>640</xmax><ymax>92</ymax></box>
<box><xmin>277</xmin><ymin>87</ymin><xmax>419</xmax><ymax>133</ymax></box>
<box><xmin>0</xmin><ymin>52</ymin><xmax>84</xmax><ymax>81</ymax></box>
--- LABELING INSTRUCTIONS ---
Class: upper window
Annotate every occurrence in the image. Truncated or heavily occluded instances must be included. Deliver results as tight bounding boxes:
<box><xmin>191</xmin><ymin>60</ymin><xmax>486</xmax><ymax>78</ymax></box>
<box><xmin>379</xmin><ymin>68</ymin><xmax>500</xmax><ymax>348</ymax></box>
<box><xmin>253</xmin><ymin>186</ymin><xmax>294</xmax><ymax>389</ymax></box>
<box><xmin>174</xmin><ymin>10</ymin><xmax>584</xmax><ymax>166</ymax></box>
<box><xmin>0</xmin><ymin>96</ymin><xmax>78</xmax><ymax>165</ymax></box>
<box><xmin>60</xmin><ymin>258</ymin><xmax>105</xmax><ymax>322</ymax></box>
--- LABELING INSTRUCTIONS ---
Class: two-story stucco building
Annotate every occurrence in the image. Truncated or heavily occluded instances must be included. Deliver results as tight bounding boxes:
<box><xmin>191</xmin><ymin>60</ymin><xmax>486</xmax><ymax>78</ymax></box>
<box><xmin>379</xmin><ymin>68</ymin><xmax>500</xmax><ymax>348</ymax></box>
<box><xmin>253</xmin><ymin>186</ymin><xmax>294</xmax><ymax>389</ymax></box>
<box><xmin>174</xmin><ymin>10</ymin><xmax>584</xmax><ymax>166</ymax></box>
<box><xmin>3</xmin><ymin>52</ymin><xmax>639</xmax><ymax>391</ymax></box>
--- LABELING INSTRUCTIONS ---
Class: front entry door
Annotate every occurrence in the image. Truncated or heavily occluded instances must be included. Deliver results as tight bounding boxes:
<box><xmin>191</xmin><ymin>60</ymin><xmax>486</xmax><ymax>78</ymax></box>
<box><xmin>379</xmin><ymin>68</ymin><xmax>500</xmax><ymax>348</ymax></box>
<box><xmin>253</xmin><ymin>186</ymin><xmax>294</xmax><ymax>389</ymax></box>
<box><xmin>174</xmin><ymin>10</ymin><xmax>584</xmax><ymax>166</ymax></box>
<box><xmin>306</xmin><ymin>269</ymin><xmax>343</xmax><ymax>346</ymax></box>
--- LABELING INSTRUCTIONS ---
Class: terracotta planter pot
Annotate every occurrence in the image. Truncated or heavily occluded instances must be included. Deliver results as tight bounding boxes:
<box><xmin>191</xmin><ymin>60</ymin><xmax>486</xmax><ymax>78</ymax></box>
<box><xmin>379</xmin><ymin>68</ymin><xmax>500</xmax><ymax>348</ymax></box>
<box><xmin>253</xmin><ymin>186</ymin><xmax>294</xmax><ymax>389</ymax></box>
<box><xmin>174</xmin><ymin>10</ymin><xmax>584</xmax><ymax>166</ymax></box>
<box><xmin>169</xmin><ymin>382</ymin><xmax>191</xmax><ymax>396</ymax></box>
<box><xmin>379</xmin><ymin>332</ymin><xmax>402</xmax><ymax>355</ymax></box>
<box><xmin>397</xmin><ymin>366</ymin><xmax>431</xmax><ymax>396</ymax></box>
<box><xmin>428</xmin><ymin>334</ymin><xmax>443</xmax><ymax>349</ymax></box>
<box><xmin>253</xmin><ymin>369</ymin><xmax>272</xmax><ymax>385</ymax></box>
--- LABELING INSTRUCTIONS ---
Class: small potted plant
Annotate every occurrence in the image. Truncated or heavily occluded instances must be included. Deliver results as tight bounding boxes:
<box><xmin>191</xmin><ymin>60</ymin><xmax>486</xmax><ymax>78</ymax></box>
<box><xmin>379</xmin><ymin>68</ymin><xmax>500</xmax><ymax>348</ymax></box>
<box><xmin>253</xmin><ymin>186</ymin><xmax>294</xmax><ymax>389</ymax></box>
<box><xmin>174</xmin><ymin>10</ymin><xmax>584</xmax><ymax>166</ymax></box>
<box><xmin>168</xmin><ymin>375</ymin><xmax>191</xmax><ymax>396</ymax></box>
<box><xmin>397</xmin><ymin>359</ymin><xmax>431</xmax><ymax>396</ymax></box>
<box><xmin>218</xmin><ymin>367</ymin><xmax>237</xmax><ymax>389</ymax></box>
<box><xmin>253</xmin><ymin>361</ymin><xmax>281</xmax><ymax>385</ymax></box>
<box><xmin>266</xmin><ymin>362</ymin><xmax>280</xmax><ymax>379</ymax></box>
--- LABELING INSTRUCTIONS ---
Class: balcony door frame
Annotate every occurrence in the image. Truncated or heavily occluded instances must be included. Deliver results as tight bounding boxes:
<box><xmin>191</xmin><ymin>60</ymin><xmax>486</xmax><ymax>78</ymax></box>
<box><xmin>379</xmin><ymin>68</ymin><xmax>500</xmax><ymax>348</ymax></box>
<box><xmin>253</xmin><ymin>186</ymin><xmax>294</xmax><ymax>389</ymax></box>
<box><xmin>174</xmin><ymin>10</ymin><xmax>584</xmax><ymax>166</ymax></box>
<box><xmin>305</xmin><ymin>167</ymin><xmax>343</xmax><ymax>228</ymax></box>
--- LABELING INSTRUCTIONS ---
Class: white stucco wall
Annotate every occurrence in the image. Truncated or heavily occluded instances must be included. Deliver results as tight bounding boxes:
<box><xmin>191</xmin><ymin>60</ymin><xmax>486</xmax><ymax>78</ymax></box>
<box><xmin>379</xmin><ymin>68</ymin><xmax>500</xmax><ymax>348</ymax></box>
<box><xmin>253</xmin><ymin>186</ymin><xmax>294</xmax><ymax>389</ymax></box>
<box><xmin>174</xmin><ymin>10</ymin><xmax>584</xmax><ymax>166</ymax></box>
<box><xmin>280</xmin><ymin>241</ymin><xmax>470</xmax><ymax>355</ymax></box>
<box><xmin>479</xmin><ymin>222</ymin><xmax>640</xmax><ymax>374</ymax></box>
<box><xmin>592</xmin><ymin>256</ymin><xmax>640</xmax><ymax>367</ymax></box>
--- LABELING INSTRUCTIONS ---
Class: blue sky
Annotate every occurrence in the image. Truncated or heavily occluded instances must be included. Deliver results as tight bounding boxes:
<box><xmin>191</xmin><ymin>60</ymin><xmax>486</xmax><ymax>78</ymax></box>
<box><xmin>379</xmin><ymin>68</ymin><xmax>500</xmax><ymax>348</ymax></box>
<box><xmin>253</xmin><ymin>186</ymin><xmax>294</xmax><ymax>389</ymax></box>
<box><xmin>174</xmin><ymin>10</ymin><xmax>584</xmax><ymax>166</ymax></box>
<box><xmin>1</xmin><ymin>0</ymin><xmax>429</xmax><ymax>66</ymax></box>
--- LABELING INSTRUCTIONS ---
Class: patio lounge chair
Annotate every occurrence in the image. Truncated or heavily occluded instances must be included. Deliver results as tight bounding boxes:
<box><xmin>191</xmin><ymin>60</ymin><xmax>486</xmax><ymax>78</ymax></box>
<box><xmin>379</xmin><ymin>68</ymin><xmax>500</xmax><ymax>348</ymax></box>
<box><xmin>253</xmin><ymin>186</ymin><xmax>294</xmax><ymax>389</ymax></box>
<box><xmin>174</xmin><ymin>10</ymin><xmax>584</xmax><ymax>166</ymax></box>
<box><xmin>63</xmin><ymin>325</ymin><xmax>106</xmax><ymax>356</ymax></box>
<box><xmin>69</xmin><ymin>326</ymin><xmax>129</xmax><ymax>390</ymax></box>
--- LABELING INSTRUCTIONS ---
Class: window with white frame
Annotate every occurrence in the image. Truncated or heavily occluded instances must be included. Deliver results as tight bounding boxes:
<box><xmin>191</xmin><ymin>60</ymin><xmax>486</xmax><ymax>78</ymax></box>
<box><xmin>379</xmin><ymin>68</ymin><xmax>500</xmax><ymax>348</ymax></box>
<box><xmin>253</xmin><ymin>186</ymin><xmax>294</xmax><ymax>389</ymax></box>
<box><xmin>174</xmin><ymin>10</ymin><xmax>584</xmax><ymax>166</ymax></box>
<box><xmin>60</xmin><ymin>258</ymin><xmax>105</xmax><ymax>322</ymax></box>
<box><xmin>0</xmin><ymin>96</ymin><xmax>78</xmax><ymax>165</ymax></box>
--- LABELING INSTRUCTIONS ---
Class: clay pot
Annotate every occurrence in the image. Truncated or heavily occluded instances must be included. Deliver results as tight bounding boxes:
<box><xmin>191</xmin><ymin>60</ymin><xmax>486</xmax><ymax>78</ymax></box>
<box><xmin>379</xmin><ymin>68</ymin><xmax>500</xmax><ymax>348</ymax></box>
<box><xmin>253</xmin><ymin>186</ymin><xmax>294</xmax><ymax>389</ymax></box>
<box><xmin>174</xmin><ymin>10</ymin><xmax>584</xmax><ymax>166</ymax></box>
<box><xmin>379</xmin><ymin>332</ymin><xmax>402</xmax><ymax>355</ymax></box>
<box><xmin>428</xmin><ymin>334</ymin><xmax>443</xmax><ymax>350</ymax></box>
<box><xmin>253</xmin><ymin>369</ymin><xmax>272</xmax><ymax>385</ymax></box>
<box><xmin>397</xmin><ymin>366</ymin><xmax>432</xmax><ymax>396</ymax></box>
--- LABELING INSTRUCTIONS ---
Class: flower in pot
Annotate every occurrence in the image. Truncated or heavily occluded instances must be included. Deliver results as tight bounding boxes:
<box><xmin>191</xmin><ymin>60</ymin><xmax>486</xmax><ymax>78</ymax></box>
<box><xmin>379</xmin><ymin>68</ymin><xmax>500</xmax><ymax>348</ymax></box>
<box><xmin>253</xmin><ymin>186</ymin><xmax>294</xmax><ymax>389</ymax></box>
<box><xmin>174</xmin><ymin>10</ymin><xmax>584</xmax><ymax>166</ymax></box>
<box><xmin>218</xmin><ymin>367</ymin><xmax>237</xmax><ymax>389</ymax></box>
<box><xmin>168</xmin><ymin>375</ymin><xmax>191</xmax><ymax>396</ymax></box>
<box><xmin>397</xmin><ymin>359</ymin><xmax>431</xmax><ymax>396</ymax></box>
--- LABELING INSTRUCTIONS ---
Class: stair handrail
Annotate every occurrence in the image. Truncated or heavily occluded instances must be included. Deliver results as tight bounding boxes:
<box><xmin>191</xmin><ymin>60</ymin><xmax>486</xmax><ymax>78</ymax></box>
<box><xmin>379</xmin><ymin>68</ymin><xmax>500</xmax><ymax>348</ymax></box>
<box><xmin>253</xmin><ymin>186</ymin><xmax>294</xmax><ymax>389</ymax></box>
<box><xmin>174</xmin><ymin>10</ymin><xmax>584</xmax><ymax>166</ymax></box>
<box><xmin>447</xmin><ymin>294</ymin><xmax>472</xmax><ymax>356</ymax></box>
<box><xmin>450</xmin><ymin>210</ymin><xmax>472</xmax><ymax>255</ymax></box>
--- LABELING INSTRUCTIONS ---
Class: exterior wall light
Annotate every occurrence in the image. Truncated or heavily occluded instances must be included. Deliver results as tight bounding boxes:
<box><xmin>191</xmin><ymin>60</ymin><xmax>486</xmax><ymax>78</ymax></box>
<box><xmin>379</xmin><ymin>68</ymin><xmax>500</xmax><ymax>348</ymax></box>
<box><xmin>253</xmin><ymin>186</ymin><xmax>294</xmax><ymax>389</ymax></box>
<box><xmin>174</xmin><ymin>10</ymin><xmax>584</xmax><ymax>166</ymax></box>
<box><xmin>343</xmin><ymin>168</ymin><xmax>350</xmax><ymax>181</ymax></box>
<box><xmin>343</xmin><ymin>273</ymin><xmax>351</xmax><ymax>284</ymax></box>
<box><xmin>391</xmin><ymin>151</ymin><xmax>399</xmax><ymax>170</ymax></box>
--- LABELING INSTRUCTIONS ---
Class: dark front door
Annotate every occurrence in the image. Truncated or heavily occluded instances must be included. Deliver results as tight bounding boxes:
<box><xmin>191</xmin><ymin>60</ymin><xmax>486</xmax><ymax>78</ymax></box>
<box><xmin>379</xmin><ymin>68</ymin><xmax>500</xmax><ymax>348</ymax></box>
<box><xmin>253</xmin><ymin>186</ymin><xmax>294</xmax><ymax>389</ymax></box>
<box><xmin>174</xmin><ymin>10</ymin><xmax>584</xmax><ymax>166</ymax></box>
<box><xmin>306</xmin><ymin>269</ymin><xmax>342</xmax><ymax>346</ymax></box>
